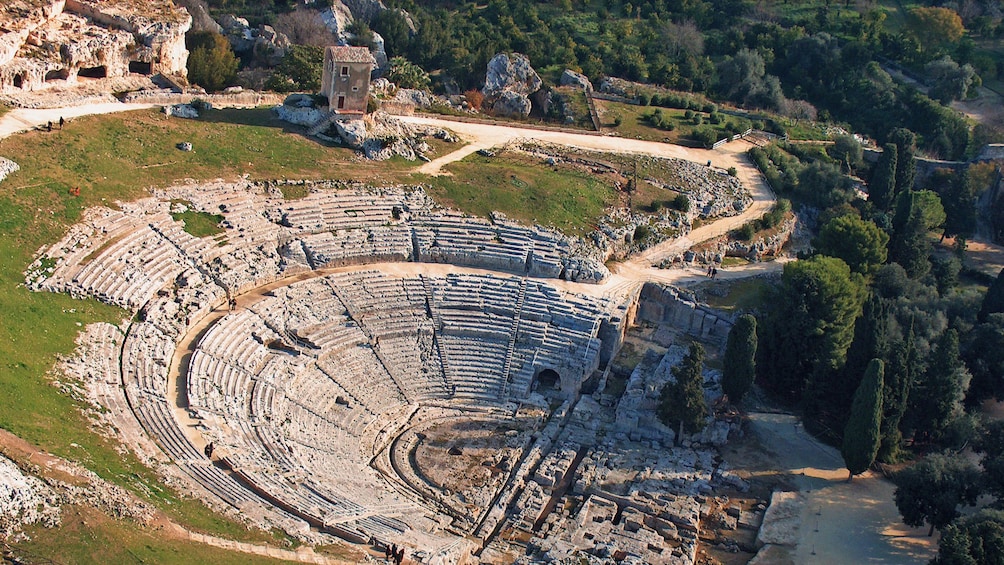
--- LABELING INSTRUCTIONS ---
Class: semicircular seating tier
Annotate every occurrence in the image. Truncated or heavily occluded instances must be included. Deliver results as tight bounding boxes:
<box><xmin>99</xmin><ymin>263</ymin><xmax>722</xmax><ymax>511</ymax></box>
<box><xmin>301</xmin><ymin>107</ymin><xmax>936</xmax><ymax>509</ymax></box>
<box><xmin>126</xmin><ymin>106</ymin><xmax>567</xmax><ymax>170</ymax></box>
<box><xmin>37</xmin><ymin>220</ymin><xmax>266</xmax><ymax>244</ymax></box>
<box><xmin>25</xmin><ymin>181</ymin><xmax>618</xmax><ymax>552</ymax></box>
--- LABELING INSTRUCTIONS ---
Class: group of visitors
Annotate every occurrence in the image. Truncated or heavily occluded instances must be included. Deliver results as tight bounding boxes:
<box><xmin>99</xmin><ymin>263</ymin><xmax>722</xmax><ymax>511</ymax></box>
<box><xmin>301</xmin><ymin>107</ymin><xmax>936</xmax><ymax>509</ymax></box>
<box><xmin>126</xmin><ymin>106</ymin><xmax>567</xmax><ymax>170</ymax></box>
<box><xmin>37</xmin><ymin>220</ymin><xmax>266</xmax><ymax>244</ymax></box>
<box><xmin>384</xmin><ymin>543</ymin><xmax>406</xmax><ymax>564</ymax></box>
<box><xmin>705</xmin><ymin>264</ymin><xmax>719</xmax><ymax>279</ymax></box>
<box><xmin>44</xmin><ymin>117</ymin><xmax>65</xmax><ymax>131</ymax></box>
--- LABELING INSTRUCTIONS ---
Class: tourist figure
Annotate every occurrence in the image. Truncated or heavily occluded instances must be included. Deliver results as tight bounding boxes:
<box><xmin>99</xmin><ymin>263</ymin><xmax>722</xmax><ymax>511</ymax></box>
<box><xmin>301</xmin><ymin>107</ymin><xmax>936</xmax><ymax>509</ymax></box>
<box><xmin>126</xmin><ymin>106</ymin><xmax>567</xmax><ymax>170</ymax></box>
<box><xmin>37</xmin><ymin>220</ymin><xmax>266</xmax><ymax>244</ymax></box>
<box><xmin>395</xmin><ymin>547</ymin><xmax>404</xmax><ymax>564</ymax></box>
<box><xmin>46</xmin><ymin>120</ymin><xmax>52</xmax><ymax>131</ymax></box>
<box><xmin>711</xmin><ymin>267</ymin><xmax>718</xmax><ymax>279</ymax></box>
<box><xmin>204</xmin><ymin>442</ymin><xmax>214</xmax><ymax>458</ymax></box>
<box><xmin>59</xmin><ymin>116</ymin><xmax>65</xmax><ymax>129</ymax></box>
<box><xmin>706</xmin><ymin>265</ymin><xmax>713</xmax><ymax>277</ymax></box>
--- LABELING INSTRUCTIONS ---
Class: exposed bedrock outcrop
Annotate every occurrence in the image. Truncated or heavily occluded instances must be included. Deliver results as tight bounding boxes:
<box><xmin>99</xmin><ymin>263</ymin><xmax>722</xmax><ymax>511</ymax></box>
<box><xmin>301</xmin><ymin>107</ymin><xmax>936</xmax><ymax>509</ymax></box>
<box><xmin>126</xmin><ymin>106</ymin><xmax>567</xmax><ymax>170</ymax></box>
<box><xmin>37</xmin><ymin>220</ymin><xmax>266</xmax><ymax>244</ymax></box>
<box><xmin>0</xmin><ymin>0</ymin><xmax>191</xmax><ymax>94</ymax></box>
<box><xmin>482</xmin><ymin>52</ymin><xmax>541</xmax><ymax>118</ymax></box>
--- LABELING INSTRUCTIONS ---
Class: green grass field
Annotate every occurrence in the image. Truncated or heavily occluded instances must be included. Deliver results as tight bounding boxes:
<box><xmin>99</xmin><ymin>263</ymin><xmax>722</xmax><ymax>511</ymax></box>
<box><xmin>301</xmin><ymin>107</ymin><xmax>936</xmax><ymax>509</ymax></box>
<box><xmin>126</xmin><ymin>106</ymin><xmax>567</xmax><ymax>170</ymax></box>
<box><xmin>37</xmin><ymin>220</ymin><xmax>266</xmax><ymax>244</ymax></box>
<box><xmin>419</xmin><ymin>152</ymin><xmax>616</xmax><ymax>236</ymax></box>
<box><xmin>701</xmin><ymin>277</ymin><xmax>773</xmax><ymax>312</ymax></box>
<box><xmin>598</xmin><ymin>99</ymin><xmax>833</xmax><ymax>143</ymax></box>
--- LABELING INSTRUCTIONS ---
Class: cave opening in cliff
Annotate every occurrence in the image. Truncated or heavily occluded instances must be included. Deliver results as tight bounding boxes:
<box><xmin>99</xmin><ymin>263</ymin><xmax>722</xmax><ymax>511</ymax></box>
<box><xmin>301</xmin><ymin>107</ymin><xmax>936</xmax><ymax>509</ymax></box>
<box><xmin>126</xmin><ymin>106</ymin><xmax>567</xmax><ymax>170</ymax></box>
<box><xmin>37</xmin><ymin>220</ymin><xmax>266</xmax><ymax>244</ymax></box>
<box><xmin>45</xmin><ymin>69</ymin><xmax>68</xmax><ymax>82</ymax></box>
<box><xmin>78</xmin><ymin>66</ymin><xmax>107</xmax><ymax>79</ymax></box>
<box><xmin>129</xmin><ymin>61</ymin><xmax>152</xmax><ymax>75</ymax></box>
<box><xmin>13</xmin><ymin>73</ymin><xmax>24</xmax><ymax>88</ymax></box>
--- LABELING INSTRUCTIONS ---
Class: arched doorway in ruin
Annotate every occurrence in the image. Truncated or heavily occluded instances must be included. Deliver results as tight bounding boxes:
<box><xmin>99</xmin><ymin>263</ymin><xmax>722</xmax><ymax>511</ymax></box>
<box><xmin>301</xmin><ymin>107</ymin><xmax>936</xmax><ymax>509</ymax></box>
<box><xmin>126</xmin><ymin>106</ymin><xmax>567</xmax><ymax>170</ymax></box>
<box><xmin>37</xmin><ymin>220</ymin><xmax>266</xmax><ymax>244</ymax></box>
<box><xmin>13</xmin><ymin>73</ymin><xmax>25</xmax><ymax>89</ymax></box>
<box><xmin>534</xmin><ymin>368</ymin><xmax>561</xmax><ymax>392</ymax></box>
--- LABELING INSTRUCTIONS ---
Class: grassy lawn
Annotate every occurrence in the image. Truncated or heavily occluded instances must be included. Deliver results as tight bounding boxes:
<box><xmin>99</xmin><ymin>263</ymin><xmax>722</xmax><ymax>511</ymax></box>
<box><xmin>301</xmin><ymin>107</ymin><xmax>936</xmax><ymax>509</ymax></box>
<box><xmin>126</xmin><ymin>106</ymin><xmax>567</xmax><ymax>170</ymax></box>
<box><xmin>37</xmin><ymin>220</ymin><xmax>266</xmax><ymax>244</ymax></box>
<box><xmin>702</xmin><ymin>277</ymin><xmax>772</xmax><ymax>313</ymax></box>
<box><xmin>418</xmin><ymin>152</ymin><xmax>616</xmax><ymax>236</ymax></box>
<box><xmin>598</xmin><ymin>99</ymin><xmax>833</xmax><ymax>143</ymax></box>
<box><xmin>14</xmin><ymin>505</ymin><xmax>304</xmax><ymax>565</ymax></box>
<box><xmin>171</xmin><ymin>201</ymin><xmax>226</xmax><ymax>238</ymax></box>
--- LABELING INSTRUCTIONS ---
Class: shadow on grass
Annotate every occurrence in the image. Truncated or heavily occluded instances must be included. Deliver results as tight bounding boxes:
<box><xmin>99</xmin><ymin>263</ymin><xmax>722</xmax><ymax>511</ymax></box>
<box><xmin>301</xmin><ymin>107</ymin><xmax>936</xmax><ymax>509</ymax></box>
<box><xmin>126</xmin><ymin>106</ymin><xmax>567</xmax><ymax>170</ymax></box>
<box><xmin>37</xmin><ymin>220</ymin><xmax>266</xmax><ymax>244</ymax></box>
<box><xmin>196</xmin><ymin>107</ymin><xmax>343</xmax><ymax>147</ymax></box>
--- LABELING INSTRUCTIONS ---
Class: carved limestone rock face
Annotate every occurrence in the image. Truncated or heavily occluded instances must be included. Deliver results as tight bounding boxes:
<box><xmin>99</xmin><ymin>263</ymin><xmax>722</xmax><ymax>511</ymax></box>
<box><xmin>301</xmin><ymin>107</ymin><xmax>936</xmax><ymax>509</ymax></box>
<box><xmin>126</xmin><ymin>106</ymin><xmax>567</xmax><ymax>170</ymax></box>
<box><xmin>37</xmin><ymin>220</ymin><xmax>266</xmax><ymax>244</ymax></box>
<box><xmin>0</xmin><ymin>0</ymin><xmax>192</xmax><ymax>93</ymax></box>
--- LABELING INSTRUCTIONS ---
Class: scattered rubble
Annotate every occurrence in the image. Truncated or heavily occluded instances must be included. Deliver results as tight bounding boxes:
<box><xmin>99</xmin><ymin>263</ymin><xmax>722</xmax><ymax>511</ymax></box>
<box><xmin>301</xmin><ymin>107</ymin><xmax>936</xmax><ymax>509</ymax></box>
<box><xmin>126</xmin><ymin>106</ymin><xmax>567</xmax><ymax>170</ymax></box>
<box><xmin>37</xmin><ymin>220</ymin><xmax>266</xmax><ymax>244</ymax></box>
<box><xmin>0</xmin><ymin>157</ymin><xmax>19</xmax><ymax>183</ymax></box>
<box><xmin>0</xmin><ymin>455</ymin><xmax>60</xmax><ymax>539</ymax></box>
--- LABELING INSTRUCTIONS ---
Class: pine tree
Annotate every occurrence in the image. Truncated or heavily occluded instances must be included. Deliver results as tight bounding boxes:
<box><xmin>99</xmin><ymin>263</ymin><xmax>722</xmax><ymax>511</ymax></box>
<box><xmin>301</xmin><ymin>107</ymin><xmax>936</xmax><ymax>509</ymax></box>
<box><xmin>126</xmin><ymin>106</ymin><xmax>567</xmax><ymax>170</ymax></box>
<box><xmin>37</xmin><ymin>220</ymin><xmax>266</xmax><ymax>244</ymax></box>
<box><xmin>979</xmin><ymin>268</ymin><xmax>1004</xmax><ymax>323</ymax></box>
<box><xmin>842</xmin><ymin>358</ymin><xmax>884</xmax><ymax>479</ymax></box>
<box><xmin>758</xmin><ymin>256</ymin><xmax>865</xmax><ymax>406</ymax></box>
<box><xmin>658</xmin><ymin>343</ymin><xmax>708</xmax><ymax>437</ymax></box>
<box><xmin>722</xmin><ymin>314</ymin><xmax>757</xmax><ymax>404</ymax></box>
<box><xmin>869</xmin><ymin>143</ymin><xmax>898</xmax><ymax>211</ymax></box>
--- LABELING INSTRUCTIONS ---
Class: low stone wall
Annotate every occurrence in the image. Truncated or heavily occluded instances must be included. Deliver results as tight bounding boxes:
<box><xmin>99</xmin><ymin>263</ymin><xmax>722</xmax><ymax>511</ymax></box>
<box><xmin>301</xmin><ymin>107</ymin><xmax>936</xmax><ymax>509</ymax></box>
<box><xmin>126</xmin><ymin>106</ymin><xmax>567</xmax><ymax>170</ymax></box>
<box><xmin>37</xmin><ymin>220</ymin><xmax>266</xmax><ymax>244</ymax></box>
<box><xmin>121</xmin><ymin>89</ymin><xmax>285</xmax><ymax>108</ymax></box>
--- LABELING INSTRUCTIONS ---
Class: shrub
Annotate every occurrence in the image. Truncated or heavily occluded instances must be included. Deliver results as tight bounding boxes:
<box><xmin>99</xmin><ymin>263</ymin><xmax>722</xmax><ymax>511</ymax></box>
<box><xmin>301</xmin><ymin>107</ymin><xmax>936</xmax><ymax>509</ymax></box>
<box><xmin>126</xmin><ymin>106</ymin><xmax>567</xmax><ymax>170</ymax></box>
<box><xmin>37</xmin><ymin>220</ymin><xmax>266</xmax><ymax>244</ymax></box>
<box><xmin>735</xmin><ymin>222</ymin><xmax>756</xmax><ymax>241</ymax></box>
<box><xmin>638</xmin><ymin>92</ymin><xmax>651</xmax><ymax>106</ymax></box>
<box><xmin>464</xmin><ymin>89</ymin><xmax>485</xmax><ymax>110</ymax></box>
<box><xmin>633</xmin><ymin>224</ymin><xmax>651</xmax><ymax>241</ymax></box>
<box><xmin>684</xmin><ymin>109</ymin><xmax>695</xmax><ymax>119</ymax></box>
<box><xmin>673</xmin><ymin>193</ymin><xmax>691</xmax><ymax>212</ymax></box>
<box><xmin>727</xmin><ymin>166</ymin><xmax>738</xmax><ymax>176</ymax></box>
<box><xmin>186</xmin><ymin>31</ymin><xmax>238</xmax><ymax>93</ymax></box>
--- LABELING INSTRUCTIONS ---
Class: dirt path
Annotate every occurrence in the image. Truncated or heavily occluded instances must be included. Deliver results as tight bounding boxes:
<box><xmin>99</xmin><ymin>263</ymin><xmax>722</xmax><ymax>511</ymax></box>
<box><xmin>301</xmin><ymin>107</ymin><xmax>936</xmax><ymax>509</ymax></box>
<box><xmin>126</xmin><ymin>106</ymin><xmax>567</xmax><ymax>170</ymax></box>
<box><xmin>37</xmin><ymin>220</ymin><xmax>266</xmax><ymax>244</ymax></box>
<box><xmin>0</xmin><ymin>102</ymin><xmax>158</xmax><ymax>138</ymax></box>
<box><xmin>746</xmin><ymin>412</ymin><xmax>937</xmax><ymax>564</ymax></box>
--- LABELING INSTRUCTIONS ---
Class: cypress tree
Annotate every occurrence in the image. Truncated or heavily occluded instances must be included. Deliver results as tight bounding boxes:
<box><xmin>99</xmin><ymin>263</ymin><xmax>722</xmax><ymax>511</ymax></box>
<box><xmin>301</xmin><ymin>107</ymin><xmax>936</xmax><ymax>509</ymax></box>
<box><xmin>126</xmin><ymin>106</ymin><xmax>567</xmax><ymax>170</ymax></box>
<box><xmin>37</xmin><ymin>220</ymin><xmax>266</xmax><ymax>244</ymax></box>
<box><xmin>658</xmin><ymin>343</ymin><xmax>708</xmax><ymax>437</ymax></box>
<box><xmin>979</xmin><ymin>268</ymin><xmax>1004</xmax><ymax>323</ymax></box>
<box><xmin>869</xmin><ymin>143</ymin><xmax>898</xmax><ymax>211</ymax></box>
<box><xmin>941</xmin><ymin>168</ymin><xmax>976</xmax><ymax>241</ymax></box>
<box><xmin>890</xmin><ymin>190</ymin><xmax>932</xmax><ymax>279</ymax></box>
<box><xmin>891</xmin><ymin>128</ymin><xmax>917</xmax><ymax>198</ymax></box>
<box><xmin>906</xmin><ymin>329</ymin><xmax>970</xmax><ymax>443</ymax></box>
<box><xmin>835</xmin><ymin>294</ymin><xmax>889</xmax><ymax>431</ymax></box>
<box><xmin>722</xmin><ymin>314</ymin><xmax>758</xmax><ymax>404</ymax></box>
<box><xmin>879</xmin><ymin>320</ymin><xmax>916</xmax><ymax>463</ymax></box>
<box><xmin>842</xmin><ymin>358</ymin><xmax>884</xmax><ymax>479</ymax></box>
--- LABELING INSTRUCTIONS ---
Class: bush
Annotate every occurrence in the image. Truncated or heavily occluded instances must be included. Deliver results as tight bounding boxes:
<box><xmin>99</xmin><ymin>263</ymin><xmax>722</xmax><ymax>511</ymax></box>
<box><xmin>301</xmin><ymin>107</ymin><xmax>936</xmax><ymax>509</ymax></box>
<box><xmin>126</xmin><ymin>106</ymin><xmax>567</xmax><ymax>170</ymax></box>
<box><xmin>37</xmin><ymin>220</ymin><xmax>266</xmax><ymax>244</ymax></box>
<box><xmin>673</xmin><ymin>193</ymin><xmax>691</xmax><ymax>212</ymax></box>
<box><xmin>186</xmin><ymin>31</ymin><xmax>238</xmax><ymax>93</ymax></box>
<box><xmin>612</xmin><ymin>115</ymin><xmax>623</xmax><ymax>127</ymax></box>
<box><xmin>633</xmin><ymin>224</ymin><xmax>651</xmax><ymax>241</ymax></box>
<box><xmin>727</xmin><ymin>166</ymin><xmax>738</xmax><ymax>176</ymax></box>
<box><xmin>638</xmin><ymin>92</ymin><xmax>651</xmax><ymax>106</ymax></box>
<box><xmin>735</xmin><ymin>223</ymin><xmax>756</xmax><ymax>241</ymax></box>
<box><xmin>684</xmin><ymin>109</ymin><xmax>695</xmax><ymax>119</ymax></box>
<box><xmin>265</xmin><ymin>45</ymin><xmax>324</xmax><ymax>93</ymax></box>
<box><xmin>386</xmin><ymin>57</ymin><xmax>431</xmax><ymax>90</ymax></box>
<box><xmin>464</xmin><ymin>89</ymin><xmax>485</xmax><ymax>110</ymax></box>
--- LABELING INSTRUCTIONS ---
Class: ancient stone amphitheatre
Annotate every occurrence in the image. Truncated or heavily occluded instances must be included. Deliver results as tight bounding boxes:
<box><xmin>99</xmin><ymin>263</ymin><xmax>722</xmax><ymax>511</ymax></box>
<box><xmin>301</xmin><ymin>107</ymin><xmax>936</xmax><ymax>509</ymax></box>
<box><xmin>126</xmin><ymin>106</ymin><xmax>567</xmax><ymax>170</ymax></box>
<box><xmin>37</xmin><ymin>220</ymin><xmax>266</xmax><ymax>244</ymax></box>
<box><xmin>0</xmin><ymin>2</ymin><xmax>796</xmax><ymax>564</ymax></box>
<box><xmin>22</xmin><ymin>139</ymin><xmax>764</xmax><ymax>562</ymax></box>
